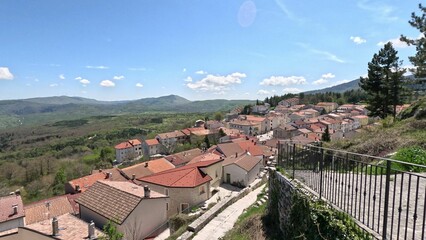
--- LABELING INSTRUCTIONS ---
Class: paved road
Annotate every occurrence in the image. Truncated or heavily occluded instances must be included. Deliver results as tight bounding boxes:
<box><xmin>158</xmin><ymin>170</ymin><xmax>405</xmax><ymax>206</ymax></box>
<box><xmin>192</xmin><ymin>184</ymin><xmax>265</xmax><ymax>240</ymax></box>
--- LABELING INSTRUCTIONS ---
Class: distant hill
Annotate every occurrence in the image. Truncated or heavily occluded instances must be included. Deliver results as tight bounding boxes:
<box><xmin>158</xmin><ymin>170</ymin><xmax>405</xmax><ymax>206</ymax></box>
<box><xmin>304</xmin><ymin>79</ymin><xmax>360</xmax><ymax>95</ymax></box>
<box><xmin>0</xmin><ymin>95</ymin><xmax>253</xmax><ymax>128</ymax></box>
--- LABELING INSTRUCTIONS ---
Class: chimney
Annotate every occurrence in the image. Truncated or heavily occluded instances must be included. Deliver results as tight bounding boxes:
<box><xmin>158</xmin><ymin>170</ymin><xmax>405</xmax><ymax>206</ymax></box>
<box><xmin>75</xmin><ymin>184</ymin><xmax>81</xmax><ymax>192</ymax></box>
<box><xmin>12</xmin><ymin>205</ymin><xmax>18</xmax><ymax>215</ymax></box>
<box><xmin>88</xmin><ymin>220</ymin><xmax>95</xmax><ymax>239</ymax></box>
<box><xmin>98</xmin><ymin>169</ymin><xmax>103</xmax><ymax>173</ymax></box>
<box><xmin>52</xmin><ymin>217</ymin><xmax>59</xmax><ymax>236</ymax></box>
<box><xmin>145</xmin><ymin>162</ymin><xmax>148</xmax><ymax>167</ymax></box>
<box><xmin>14</xmin><ymin>189</ymin><xmax>21</xmax><ymax>195</ymax></box>
<box><xmin>144</xmin><ymin>185</ymin><xmax>151</xmax><ymax>198</ymax></box>
<box><xmin>235</xmin><ymin>152</ymin><xmax>238</xmax><ymax>158</ymax></box>
<box><xmin>132</xmin><ymin>174</ymin><xmax>136</xmax><ymax>180</ymax></box>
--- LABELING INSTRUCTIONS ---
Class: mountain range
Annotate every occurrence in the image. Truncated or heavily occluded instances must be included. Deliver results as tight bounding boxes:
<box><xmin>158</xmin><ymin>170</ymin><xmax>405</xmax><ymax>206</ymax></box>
<box><xmin>0</xmin><ymin>95</ymin><xmax>253</xmax><ymax>129</ymax></box>
<box><xmin>304</xmin><ymin>79</ymin><xmax>360</xmax><ymax>94</ymax></box>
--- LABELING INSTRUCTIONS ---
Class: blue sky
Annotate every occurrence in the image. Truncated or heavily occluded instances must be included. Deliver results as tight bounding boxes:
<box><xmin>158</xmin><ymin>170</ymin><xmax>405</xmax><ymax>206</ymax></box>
<box><xmin>0</xmin><ymin>0</ymin><xmax>421</xmax><ymax>101</ymax></box>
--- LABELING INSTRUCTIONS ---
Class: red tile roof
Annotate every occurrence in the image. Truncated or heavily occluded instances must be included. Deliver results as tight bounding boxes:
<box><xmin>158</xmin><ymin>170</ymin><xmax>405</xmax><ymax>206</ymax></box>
<box><xmin>164</xmin><ymin>148</ymin><xmax>204</xmax><ymax>166</ymax></box>
<box><xmin>223</xmin><ymin>153</ymin><xmax>262</xmax><ymax>172</ymax></box>
<box><xmin>0</xmin><ymin>194</ymin><xmax>24</xmax><ymax>223</ymax></box>
<box><xmin>67</xmin><ymin>168</ymin><xmax>127</xmax><ymax>193</ymax></box>
<box><xmin>115</xmin><ymin>139</ymin><xmax>142</xmax><ymax>150</ymax></box>
<box><xmin>236</xmin><ymin>140</ymin><xmax>263</xmax><ymax>156</ymax></box>
<box><xmin>137</xmin><ymin>159</ymin><xmax>222</xmax><ymax>188</ymax></box>
<box><xmin>145</xmin><ymin>139</ymin><xmax>160</xmax><ymax>146</ymax></box>
<box><xmin>187</xmin><ymin>153</ymin><xmax>222</xmax><ymax>165</ymax></box>
<box><xmin>121</xmin><ymin>158</ymin><xmax>175</xmax><ymax>180</ymax></box>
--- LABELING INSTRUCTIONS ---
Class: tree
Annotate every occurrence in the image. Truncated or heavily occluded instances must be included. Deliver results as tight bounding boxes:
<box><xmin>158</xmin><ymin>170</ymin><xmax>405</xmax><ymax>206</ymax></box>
<box><xmin>203</xmin><ymin>135</ymin><xmax>211</xmax><ymax>149</ymax></box>
<box><xmin>400</xmin><ymin>4</ymin><xmax>426</xmax><ymax>78</ymax></box>
<box><xmin>214</xmin><ymin>112</ymin><xmax>223</xmax><ymax>121</ymax></box>
<box><xmin>52</xmin><ymin>167</ymin><xmax>66</xmax><ymax>195</ymax></box>
<box><xmin>101</xmin><ymin>220</ymin><xmax>124</xmax><ymax>240</ymax></box>
<box><xmin>359</xmin><ymin>42</ymin><xmax>405</xmax><ymax>119</ymax></box>
<box><xmin>321</xmin><ymin>126</ymin><xmax>331</xmax><ymax>142</ymax></box>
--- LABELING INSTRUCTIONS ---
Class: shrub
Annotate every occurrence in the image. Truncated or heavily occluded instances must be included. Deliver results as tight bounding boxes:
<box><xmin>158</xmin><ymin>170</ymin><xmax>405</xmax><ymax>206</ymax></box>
<box><xmin>392</xmin><ymin>146</ymin><xmax>426</xmax><ymax>172</ymax></box>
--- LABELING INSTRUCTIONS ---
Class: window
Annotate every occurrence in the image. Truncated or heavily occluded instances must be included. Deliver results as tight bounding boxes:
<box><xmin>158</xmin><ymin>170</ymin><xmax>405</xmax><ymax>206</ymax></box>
<box><xmin>166</xmin><ymin>202</ymin><xmax>169</xmax><ymax>211</ymax></box>
<box><xmin>181</xmin><ymin>203</ymin><xmax>189</xmax><ymax>213</ymax></box>
<box><xmin>164</xmin><ymin>188</ymin><xmax>169</xmax><ymax>196</ymax></box>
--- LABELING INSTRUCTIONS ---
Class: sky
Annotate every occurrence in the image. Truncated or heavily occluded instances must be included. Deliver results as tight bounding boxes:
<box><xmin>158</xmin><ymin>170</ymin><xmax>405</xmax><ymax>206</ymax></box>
<box><xmin>0</xmin><ymin>0</ymin><xmax>422</xmax><ymax>101</ymax></box>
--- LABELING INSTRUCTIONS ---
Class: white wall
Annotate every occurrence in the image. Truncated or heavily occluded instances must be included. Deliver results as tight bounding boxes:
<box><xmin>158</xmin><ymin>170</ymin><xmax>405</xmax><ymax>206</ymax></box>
<box><xmin>0</xmin><ymin>218</ymin><xmax>24</xmax><ymax>232</ymax></box>
<box><xmin>200</xmin><ymin>163</ymin><xmax>223</xmax><ymax>188</ymax></box>
<box><xmin>223</xmin><ymin>164</ymin><xmax>248</xmax><ymax>186</ymax></box>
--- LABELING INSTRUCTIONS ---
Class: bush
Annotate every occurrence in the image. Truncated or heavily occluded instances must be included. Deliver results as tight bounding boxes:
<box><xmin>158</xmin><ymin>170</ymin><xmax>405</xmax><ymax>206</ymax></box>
<box><xmin>392</xmin><ymin>146</ymin><xmax>426</xmax><ymax>172</ymax></box>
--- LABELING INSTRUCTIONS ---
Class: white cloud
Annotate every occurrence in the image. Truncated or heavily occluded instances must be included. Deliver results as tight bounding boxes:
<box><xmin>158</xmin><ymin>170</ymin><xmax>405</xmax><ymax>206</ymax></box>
<box><xmin>195</xmin><ymin>70</ymin><xmax>207</xmax><ymax>75</ymax></box>
<box><xmin>257</xmin><ymin>89</ymin><xmax>271</xmax><ymax>95</ymax></box>
<box><xmin>86</xmin><ymin>65</ymin><xmax>109</xmax><ymax>69</ymax></box>
<box><xmin>128</xmin><ymin>67</ymin><xmax>146</xmax><ymax>71</ymax></box>
<box><xmin>135</xmin><ymin>83</ymin><xmax>144</xmax><ymax>88</ymax></box>
<box><xmin>186</xmin><ymin>72</ymin><xmax>246</xmax><ymax>93</ymax></box>
<box><xmin>260</xmin><ymin>76</ymin><xmax>306</xmax><ymax>86</ymax></box>
<box><xmin>59</xmin><ymin>74</ymin><xmax>65</xmax><ymax>80</ymax></box>
<box><xmin>184</xmin><ymin>76</ymin><xmax>193</xmax><ymax>82</ymax></box>
<box><xmin>80</xmin><ymin>79</ymin><xmax>90</xmax><ymax>85</ymax></box>
<box><xmin>313</xmin><ymin>79</ymin><xmax>328</xmax><ymax>85</ymax></box>
<box><xmin>377</xmin><ymin>38</ymin><xmax>408</xmax><ymax>48</ymax></box>
<box><xmin>75</xmin><ymin>77</ymin><xmax>82</xmax><ymax>80</ymax></box>
<box><xmin>321</xmin><ymin>73</ymin><xmax>335</xmax><ymax>79</ymax></box>
<box><xmin>350</xmin><ymin>36</ymin><xmax>367</xmax><ymax>44</ymax></box>
<box><xmin>34</xmin><ymin>78</ymin><xmax>39</xmax><ymax>82</ymax></box>
<box><xmin>49</xmin><ymin>83</ymin><xmax>59</xmax><ymax>87</ymax></box>
<box><xmin>100</xmin><ymin>80</ymin><xmax>115</xmax><ymax>87</ymax></box>
<box><xmin>283</xmin><ymin>88</ymin><xmax>302</xmax><ymax>93</ymax></box>
<box><xmin>113</xmin><ymin>75</ymin><xmax>125</xmax><ymax>80</ymax></box>
<box><xmin>0</xmin><ymin>67</ymin><xmax>14</xmax><ymax>80</ymax></box>
<box><xmin>182</xmin><ymin>68</ymin><xmax>187</xmax><ymax>72</ymax></box>
<box><xmin>311</xmin><ymin>49</ymin><xmax>345</xmax><ymax>63</ymax></box>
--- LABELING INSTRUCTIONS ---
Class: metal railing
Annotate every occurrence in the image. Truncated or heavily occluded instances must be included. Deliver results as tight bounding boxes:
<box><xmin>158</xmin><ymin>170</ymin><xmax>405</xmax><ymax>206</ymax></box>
<box><xmin>277</xmin><ymin>142</ymin><xmax>426</xmax><ymax>240</ymax></box>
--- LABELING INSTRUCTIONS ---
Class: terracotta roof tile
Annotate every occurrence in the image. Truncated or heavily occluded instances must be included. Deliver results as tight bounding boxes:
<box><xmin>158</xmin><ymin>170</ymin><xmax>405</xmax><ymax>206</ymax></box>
<box><xmin>76</xmin><ymin>181</ymin><xmax>166</xmax><ymax>224</ymax></box>
<box><xmin>0</xmin><ymin>194</ymin><xmax>24</xmax><ymax>223</ymax></box>
<box><xmin>24</xmin><ymin>195</ymin><xmax>74</xmax><ymax>225</ymax></box>
<box><xmin>121</xmin><ymin>158</ymin><xmax>175</xmax><ymax>179</ymax></box>
<box><xmin>236</xmin><ymin>140</ymin><xmax>264</xmax><ymax>156</ymax></box>
<box><xmin>137</xmin><ymin>160</ymin><xmax>222</xmax><ymax>188</ymax></box>
<box><xmin>144</xmin><ymin>139</ymin><xmax>160</xmax><ymax>146</ymax></box>
<box><xmin>164</xmin><ymin>148</ymin><xmax>204</xmax><ymax>166</ymax></box>
<box><xmin>68</xmin><ymin>168</ymin><xmax>127</xmax><ymax>193</ymax></box>
<box><xmin>115</xmin><ymin>139</ymin><xmax>141</xmax><ymax>150</ymax></box>
<box><xmin>187</xmin><ymin>153</ymin><xmax>222</xmax><ymax>165</ymax></box>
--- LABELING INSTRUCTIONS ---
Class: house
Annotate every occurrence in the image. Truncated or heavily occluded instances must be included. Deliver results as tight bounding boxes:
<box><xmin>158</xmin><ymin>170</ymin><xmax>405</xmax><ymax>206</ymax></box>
<box><xmin>165</xmin><ymin>148</ymin><xmax>204</xmax><ymax>167</ymax></box>
<box><xmin>205</xmin><ymin>120</ymin><xmax>224</xmax><ymax>130</ymax></box>
<box><xmin>65</xmin><ymin>168</ymin><xmax>127</xmax><ymax>194</ymax></box>
<box><xmin>25</xmin><ymin>213</ymin><xmax>103</xmax><ymax>240</ymax></box>
<box><xmin>137</xmin><ymin>159</ymin><xmax>223</xmax><ymax>217</ymax></box>
<box><xmin>24</xmin><ymin>195</ymin><xmax>75</xmax><ymax>225</ymax></box>
<box><xmin>142</xmin><ymin>139</ymin><xmax>162</xmax><ymax>157</ymax></box>
<box><xmin>251</xmin><ymin>104</ymin><xmax>269</xmax><ymax>115</ymax></box>
<box><xmin>77</xmin><ymin>181</ymin><xmax>169</xmax><ymax>240</ymax></box>
<box><xmin>351</xmin><ymin>115</ymin><xmax>369</xmax><ymax>126</ymax></box>
<box><xmin>114</xmin><ymin>139</ymin><xmax>142</xmax><ymax>163</ymax></box>
<box><xmin>228</xmin><ymin>118</ymin><xmax>261</xmax><ymax>136</ymax></box>
<box><xmin>273</xmin><ymin>124</ymin><xmax>299</xmax><ymax>139</ymax></box>
<box><xmin>156</xmin><ymin>131</ymin><xmax>187</xmax><ymax>153</ymax></box>
<box><xmin>121</xmin><ymin>158</ymin><xmax>175</xmax><ymax>180</ymax></box>
<box><xmin>183</xmin><ymin>127</ymin><xmax>216</xmax><ymax>143</ymax></box>
<box><xmin>222</xmin><ymin>153</ymin><xmax>262</xmax><ymax>187</ymax></box>
<box><xmin>316</xmin><ymin>102</ymin><xmax>338</xmax><ymax>113</ymax></box>
<box><xmin>278</xmin><ymin>97</ymin><xmax>299</xmax><ymax>107</ymax></box>
<box><xmin>186</xmin><ymin>153</ymin><xmax>224</xmax><ymax>188</ymax></box>
<box><xmin>0</xmin><ymin>193</ymin><xmax>24</xmax><ymax>232</ymax></box>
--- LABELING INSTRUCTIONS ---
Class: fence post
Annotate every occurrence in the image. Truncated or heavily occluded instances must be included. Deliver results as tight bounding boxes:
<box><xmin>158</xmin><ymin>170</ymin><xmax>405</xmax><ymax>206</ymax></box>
<box><xmin>382</xmin><ymin>159</ymin><xmax>392</xmax><ymax>240</ymax></box>
<box><xmin>319</xmin><ymin>145</ymin><xmax>324</xmax><ymax>199</ymax></box>
<box><xmin>292</xmin><ymin>144</ymin><xmax>296</xmax><ymax>179</ymax></box>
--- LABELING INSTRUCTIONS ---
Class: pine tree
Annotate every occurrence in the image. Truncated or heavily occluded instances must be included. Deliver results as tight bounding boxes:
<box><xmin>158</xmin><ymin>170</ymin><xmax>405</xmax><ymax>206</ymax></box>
<box><xmin>400</xmin><ymin>4</ymin><xmax>426</xmax><ymax>78</ymax></box>
<box><xmin>360</xmin><ymin>42</ymin><xmax>404</xmax><ymax>119</ymax></box>
<box><xmin>321</xmin><ymin>126</ymin><xmax>331</xmax><ymax>142</ymax></box>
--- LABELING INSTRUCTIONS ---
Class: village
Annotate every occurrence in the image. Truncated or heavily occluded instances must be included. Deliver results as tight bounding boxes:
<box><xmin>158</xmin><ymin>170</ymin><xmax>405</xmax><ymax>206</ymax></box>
<box><xmin>0</xmin><ymin>97</ymin><xmax>410</xmax><ymax>239</ymax></box>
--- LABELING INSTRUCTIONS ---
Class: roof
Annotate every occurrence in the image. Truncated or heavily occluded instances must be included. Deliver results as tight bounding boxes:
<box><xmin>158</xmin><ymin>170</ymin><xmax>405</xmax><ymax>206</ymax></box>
<box><xmin>216</xmin><ymin>142</ymin><xmax>245</xmax><ymax>157</ymax></box>
<box><xmin>236</xmin><ymin>140</ymin><xmax>263</xmax><ymax>156</ymax></box>
<box><xmin>24</xmin><ymin>195</ymin><xmax>74</xmax><ymax>225</ymax></box>
<box><xmin>121</xmin><ymin>158</ymin><xmax>175</xmax><ymax>179</ymax></box>
<box><xmin>157</xmin><ymin>130</ymin><xmax>186</xmax><ymax>139</ymax></box>
<box><xmin>244</xmin><ymin>115</ymin><xmax>265</xmax><ymax>122</ymax></box>
<box><xmin>164</xmin><ymin>148</ymin><xmax>204</xmax><ymax>166</ymax></box>
<box><xmin>115</xmin><ymin>139</ymin><xmax>142</xmax><ymax>150</ymax></box>
<box><xmin>187</xmin><ymin>153</ymin><xmax>222</xmax><ymax>165</ymax></box>
<box><xmin>76</xmin><ymin>181</ymin><xmax>166</xmax><ymax>224</ymax></box>
<box><xmin>137</xmin><ymin>160</ymin><xmax>222</xmax><ymax>188</ymax></box>
<box><xmin>26</xmin><ymin>213</ymin><xmax>103</xmax><ymax>240</ymax></box>
<box><xmin>68</xmin><ymin>168</ymin><xmax>127</xmax><ymax>193</ymax></box>
<box><xmin>0</xmin><ymin>194</ymin><xmax>24</xmax><ymax>224</ymax></box>
<box><xmin>223</xmin><ymin>153</ymin><xmax>262</xmax><ymax>172</ymax></box>
<box><xmin>144</xmin><ymin>138</ymin><xmax>160</xmax><ymax>146</ymax></box>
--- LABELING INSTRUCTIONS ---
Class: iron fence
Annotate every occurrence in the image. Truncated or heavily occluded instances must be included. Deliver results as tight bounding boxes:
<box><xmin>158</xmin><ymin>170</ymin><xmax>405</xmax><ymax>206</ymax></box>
<box><xmin>277</xmin><ymin>142</ymin><xmax>426</xmax><ymax>240</ymax></box>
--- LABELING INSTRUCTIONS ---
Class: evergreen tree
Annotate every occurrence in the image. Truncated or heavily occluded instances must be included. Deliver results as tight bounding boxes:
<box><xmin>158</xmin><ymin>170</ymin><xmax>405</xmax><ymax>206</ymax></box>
<box><xmin>321</xmin><ymin>126</ymin><xmax>331</xmax><ymax>142</ymax></box>
<box><xmin>400</xmin><ymin>4</ymin><xmax>426</xmax><ymax>78</ymax></box>
<box><xmin>359</xmin><ymin>42</ymin><xmax>404</xmax><ymax>118</ymax></box>
<box><xmin>204</xmin><ymin>135</ymin><xmax>210</xmax><ymax>149</ymax></box>
<box><xmin>52</xmin><ymin>168</ymin><xmax>66</xmax><ymax>195</ymax></box>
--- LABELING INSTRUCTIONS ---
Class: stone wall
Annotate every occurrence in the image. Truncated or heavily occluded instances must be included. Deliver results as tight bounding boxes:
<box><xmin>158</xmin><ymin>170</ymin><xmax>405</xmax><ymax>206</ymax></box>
<box><xmin>267</xmin><ymin>169</ymin><xmax>295</xmax><ymax>234</ymax></box>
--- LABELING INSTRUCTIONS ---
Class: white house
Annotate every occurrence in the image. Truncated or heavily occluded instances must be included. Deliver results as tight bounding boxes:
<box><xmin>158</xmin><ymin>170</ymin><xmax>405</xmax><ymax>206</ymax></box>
<box><xmin>76</xmin><ymin>181</ymin><xmax>169</xmax><ymax>240</ymax></box>
<box><xmin>222</xmin><ymin>153</ymin><xmax>262</xmax><ymax>187</ymax></box>
<box><xmin>114</xmin><ymin>139</ymin><xmax>142</xmax><ymax>163</ymax></box>
<box><xmin>0</xmin><ymin>193</ymin><xmax>25</xmax><ymax>233</ymax></box>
